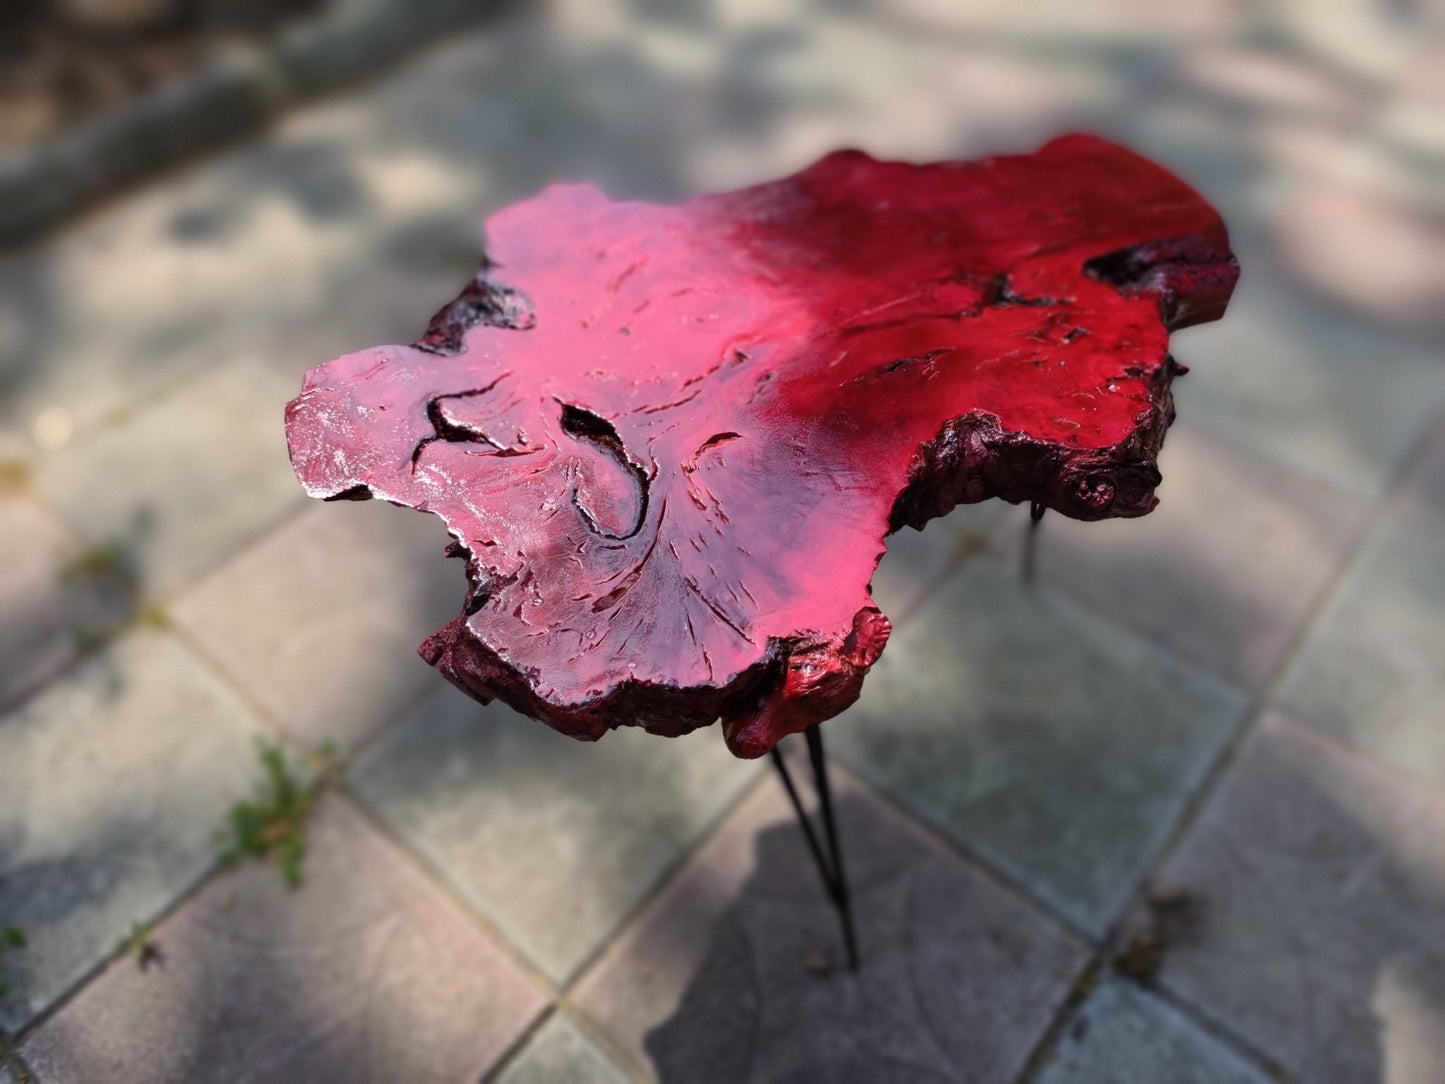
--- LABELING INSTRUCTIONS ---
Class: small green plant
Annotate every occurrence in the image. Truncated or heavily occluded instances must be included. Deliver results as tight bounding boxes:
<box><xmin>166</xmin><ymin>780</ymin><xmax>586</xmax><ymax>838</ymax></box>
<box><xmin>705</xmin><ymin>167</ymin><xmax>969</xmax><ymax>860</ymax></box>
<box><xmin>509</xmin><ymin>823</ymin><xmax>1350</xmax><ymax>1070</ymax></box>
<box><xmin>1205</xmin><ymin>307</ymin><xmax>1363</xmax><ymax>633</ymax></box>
<box><xmin>215</xmin><ymin>742</ymin><xmax>337</xmax><ymax>888</ymax></box>
<box><xmin>0</xmin><ymin>926</ymin><xmax>26</xmax><ymax>998</ymax></box>
<box><xmin>136</xmin><ymin>602</ymin><xmax>169</xmax><ymax>629</ymax></box>
<box><xmin>71</xmin><ymin>600</ymin><xmax>169</xmax><ymax>654</ymax></box>
<box><xmin>71</xmin><ymin>626</ymin><xmax>111</xmax><ymax>652</ymax></box>
<box><xmin>59</xmin><ymin>541</ymin><xmax>131</xmax><ymax>584</ymax></box>
<box><xmin>118</xmin><ymin>921</ymin><xmax>161</xmax><ymax>970</ymax></box>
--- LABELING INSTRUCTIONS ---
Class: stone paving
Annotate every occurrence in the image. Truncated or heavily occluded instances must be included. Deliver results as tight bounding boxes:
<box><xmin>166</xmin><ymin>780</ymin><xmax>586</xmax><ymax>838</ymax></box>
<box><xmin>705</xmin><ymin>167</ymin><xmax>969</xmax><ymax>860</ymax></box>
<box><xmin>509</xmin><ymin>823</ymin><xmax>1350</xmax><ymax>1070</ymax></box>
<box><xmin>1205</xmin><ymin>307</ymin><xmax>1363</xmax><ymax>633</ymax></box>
<box><xmin>1</xmin><ymin>1</ymin><xmax>1441</xmax><ymax>1081</ymax></box>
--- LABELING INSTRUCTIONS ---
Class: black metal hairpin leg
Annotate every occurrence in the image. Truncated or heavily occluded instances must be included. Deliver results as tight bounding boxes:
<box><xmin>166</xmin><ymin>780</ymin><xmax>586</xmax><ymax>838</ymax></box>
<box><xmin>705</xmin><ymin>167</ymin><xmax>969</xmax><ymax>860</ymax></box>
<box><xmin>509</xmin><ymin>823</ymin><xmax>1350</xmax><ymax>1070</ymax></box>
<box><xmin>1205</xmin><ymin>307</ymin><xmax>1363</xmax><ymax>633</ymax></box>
<box><xmin>770</xmin><ymin>723</ymin><xmax>860</xmax><ymax>971</ymax></box>
<box><xmin>1022</xmin><ymin>500</ymin><xmax>1046</xmax><ymax>583</ymax></box>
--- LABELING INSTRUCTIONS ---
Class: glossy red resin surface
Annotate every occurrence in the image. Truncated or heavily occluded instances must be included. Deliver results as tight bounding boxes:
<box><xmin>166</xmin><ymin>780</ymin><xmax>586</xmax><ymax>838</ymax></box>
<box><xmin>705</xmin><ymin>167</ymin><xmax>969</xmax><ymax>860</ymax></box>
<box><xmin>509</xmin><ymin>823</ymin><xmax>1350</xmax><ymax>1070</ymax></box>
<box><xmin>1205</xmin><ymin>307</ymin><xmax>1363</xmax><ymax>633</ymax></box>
<box><xmin>286</xmin><ymin>135</ymin><xmax>1237</xmax><ymax>757</ymax></box>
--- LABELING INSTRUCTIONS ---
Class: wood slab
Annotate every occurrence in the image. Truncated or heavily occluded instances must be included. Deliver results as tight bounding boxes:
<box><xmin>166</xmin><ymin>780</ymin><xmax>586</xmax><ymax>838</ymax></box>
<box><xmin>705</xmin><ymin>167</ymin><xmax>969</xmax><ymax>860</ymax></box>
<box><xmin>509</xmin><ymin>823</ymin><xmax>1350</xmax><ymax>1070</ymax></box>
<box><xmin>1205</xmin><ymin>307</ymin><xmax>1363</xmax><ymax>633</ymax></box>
<box><xmin>286</xmin><ymin>135</ymin><xmax>1238</xmax><ymax>757</ymax></box>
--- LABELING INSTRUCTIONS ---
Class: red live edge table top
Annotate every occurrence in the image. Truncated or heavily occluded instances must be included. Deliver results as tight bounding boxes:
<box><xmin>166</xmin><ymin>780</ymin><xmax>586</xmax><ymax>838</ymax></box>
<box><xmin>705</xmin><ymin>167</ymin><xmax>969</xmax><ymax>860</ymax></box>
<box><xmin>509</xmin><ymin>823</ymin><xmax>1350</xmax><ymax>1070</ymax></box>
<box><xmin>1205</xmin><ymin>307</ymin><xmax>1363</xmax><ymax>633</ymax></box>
<box><xmin>285</xmin><ymin>135</ymin><xmax>1238</xmax><ymax>759</ymax></box>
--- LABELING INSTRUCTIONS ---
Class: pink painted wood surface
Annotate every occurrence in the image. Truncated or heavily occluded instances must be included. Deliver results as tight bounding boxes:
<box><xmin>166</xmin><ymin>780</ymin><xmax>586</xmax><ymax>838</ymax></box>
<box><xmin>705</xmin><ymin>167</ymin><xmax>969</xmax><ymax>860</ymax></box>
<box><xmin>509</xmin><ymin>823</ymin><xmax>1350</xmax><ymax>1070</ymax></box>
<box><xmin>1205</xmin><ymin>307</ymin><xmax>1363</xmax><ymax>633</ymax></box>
<box><xmin>286</xmin><ymin>135</ymin><xmax>1238</xmax><ymax>757</ymax></box>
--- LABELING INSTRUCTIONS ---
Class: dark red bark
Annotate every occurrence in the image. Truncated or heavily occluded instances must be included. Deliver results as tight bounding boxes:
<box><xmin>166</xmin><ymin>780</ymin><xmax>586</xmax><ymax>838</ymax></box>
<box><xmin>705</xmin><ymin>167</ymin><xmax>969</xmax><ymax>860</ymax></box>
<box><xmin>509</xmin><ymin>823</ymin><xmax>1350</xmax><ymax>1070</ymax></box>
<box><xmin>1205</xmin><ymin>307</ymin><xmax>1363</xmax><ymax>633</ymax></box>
<box><xmin>285</xmin><ymin>135</ymin><xmax>1238</xmax><ymax>758</ymax></box>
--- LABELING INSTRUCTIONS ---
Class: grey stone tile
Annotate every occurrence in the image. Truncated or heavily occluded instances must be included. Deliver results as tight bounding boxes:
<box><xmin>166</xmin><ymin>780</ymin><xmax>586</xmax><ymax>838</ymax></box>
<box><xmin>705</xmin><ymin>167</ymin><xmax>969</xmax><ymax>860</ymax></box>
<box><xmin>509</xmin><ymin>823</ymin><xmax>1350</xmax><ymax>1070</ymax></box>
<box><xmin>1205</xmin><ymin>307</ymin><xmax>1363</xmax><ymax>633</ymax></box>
<box><xmin>1274</xmin><ymin>516</ymin><xmax>1445</xmax><ymax>790</ymax></box>
<box><xmin>1036</xmin><ymin>978</ymin><xmax>1269</xmax><ymax>1084</ymax></box>
<box><xmin>1144</xmin><ymin>713</ymin><xmax>1445</xmax><ymax>1083</ymax></box>
<box><xmin>573</xmin><ymin>773</ymin><xmax>1087</xmax><ymax>1083</ymax></box>
<box><xmin>830</xmin><ymin>557</ymin><xmax>1248</xmax><ymax>936</ymax></box>
<box><xmin>33</xmin><ymin>363</ymin><xmax>307</xmax><ymax>599</ymax></box>
<box><xmin>19</xmin><ymin>796</ymin><xmax>548</xmax><ymax>1083</ymax></box>
<box><xmin>1106</xmin><ymin>92</ymin><xmax>1272</xmax><ymax>246</ymax></box>
<box><xmin>496</xmin><ymin>1013</ymin><xmax>631</xmax><ymax>1084</ymax></box>
<box><xmin>1399</xmin><ymin>410</ymin><xmax>1445</xmax><ymax>532</ymax></box>
<box><xmin>1271</xmin><ymin>160</ymin><xmax>1443</xmax><ymax>339</ymax></box>
<box><xmin>870</xmin><ymin>502</ymin><xmax>998</xmax><ymax>631</ymax></box>
<box><xmin>1007</xmin><ymin>0</ymin><xmax>1248</xmax><ymax>41</ymax></box>
<box><xmin>1266</xmin><ymin>0</ymin><xmax>1429</xmax><ymax>85</ymax></box>
<box><xmin>1013</xmin><ymin>423</ymin><xmax>1368</xmax><ymax>689</ymax></box>
<box><xmin>1167</xmin><ymin>263</ymin><xmax>1445</xmax><ymax>499</ymax></box>
<box><xmin>0</xmin><ymin>631</ymin><xmax>263</xmax><ymax>1033</ymax></box>
<box><xmin>1374</xmin><ymin>52</ymin><xmax>1444</xmax><ymax>193</ymax></box>
<box><xmin>0</xmin><ymin>494</ymin><xmax>134</xmax><ymax>712</ymax></box>
<box><xmin>349</xmin><ymin>687</ymin><xmax>759</xmax><ymax>984</ymax></box>
<box><xmin>0</xmin><ymin>124</ymin><xmax>466</xmax><ymax>454</ymax></box>
<box><xmin>171</xmin><ymin>499</ymin><xmax>465</xmax><ymax>752</ymax></box>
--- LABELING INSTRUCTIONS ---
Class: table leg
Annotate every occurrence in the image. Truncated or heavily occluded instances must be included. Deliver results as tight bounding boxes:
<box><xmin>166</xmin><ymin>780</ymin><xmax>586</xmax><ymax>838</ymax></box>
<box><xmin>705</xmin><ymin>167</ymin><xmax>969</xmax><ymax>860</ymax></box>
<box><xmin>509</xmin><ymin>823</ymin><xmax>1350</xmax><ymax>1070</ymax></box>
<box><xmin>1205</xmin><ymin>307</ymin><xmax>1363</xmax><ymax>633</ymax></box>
<box><xmin>770</xmin><ymin>723</ymin><xmax>860</xmax><ymax>971</ymax></box>
<box><xmin>1022</xmin><ymin>499</ymin><xmax>1046</xmax><ymax>582</ymax></box>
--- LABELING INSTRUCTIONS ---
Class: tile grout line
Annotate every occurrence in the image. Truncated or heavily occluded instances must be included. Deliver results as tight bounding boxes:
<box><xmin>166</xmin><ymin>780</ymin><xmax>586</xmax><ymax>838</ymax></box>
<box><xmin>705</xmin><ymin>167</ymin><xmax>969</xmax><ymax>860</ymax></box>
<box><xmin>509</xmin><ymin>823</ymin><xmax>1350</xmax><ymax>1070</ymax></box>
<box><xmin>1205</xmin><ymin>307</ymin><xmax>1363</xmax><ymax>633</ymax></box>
<box><xmin>891</xmin><ymin>417</ymin><xmax>1436</xmax><ymax>1079</ymax></box>
<box><xmin>824</xmin><ymin>750</ymin><xmax>1102</xmax><ymax>947</ymax></box>
<box><xmin>342</xmin><ymin>761</ymin><xmax>764</xmax><ymax>1083</ymax></box>
<box><xmin>1250</xmin><ymin>432</ymin><xmax>1432</xmax><ymax>713</ymax></box>
<box><xmin>2</xmin><ymin>627</ymin><xmax>297</xmax><ymax>1048</ymax></box>
<box><xmin>337</xmin><ymin>777</ymin><xmax>655</xmax><ymax>1084</ymax></box>
<box><xmin>996</xmin><ymin>582</ymin><xmax>1358</xmax><ymax>1078</ymax></box>
<box><xmin>1107</xmin><ymin>386</ymin><xmax>1443</xmax><ymax>928</ymax></box>
<box><xmin>1007</xmin><ymin>407</ymin><xmax>1445</xmax><ymax>1081</ymax></box>
<box><xmin>479</xmin><ymin>1002</ymin><xmax>652</xmax><ymax>1084</ymax></box>
<box><xmin>336</xmin><ymin>742</ymin><xmax>773</xmax><ymax>1031</ymax></box>
<box><xmin>555</xmin><ymin>763</ymin><xmax>771</xmax><ymax>993</ymax></box>
<box><xmin>162</xmin><ymin>620</ymin><xmax>307</xmax><ymax>750</ymax></box>
<box><xmin>164</xmin><ymin>593</ymin><xmax>446</xmax><ymax>777</ymax></box>
<box><xmin>1005</xmin><ymin>703</ymin><xmax>1296</xmax><ymax>1083</ymax></box>
<box><xmin>751</xmin><ymin>746</ymin><xmax>1112</xmax><ymax>1084</ymax></box>
<box><xmin>333</xmin><ymin>784</ymin><xmax>560</xmax><ymax>1002</ymax></box>
<box><xmin>9</xmin><ymin>845</ymin><xmax>237</xmax><ymax>1051</ymax></box>
<box><xmin>878</xmin><ymin>519</ymin><xmax>1309</xmax><ymax>1078</ymax></box>
<box><xmin>553</xmin><ymin>1008</ymin><xmax>653</xmax><ymax>1084</ymax></box>
<box><xmin>8</xmin><ymin>402</ymin><xmax>1434</xmax><ymax>1072</ymax></box>
<box><xmin>554</xmin><ymin>764</ymin><xmax>773</xmax><ymax>997</ymax></box>
<box><xmin>0</xmin><ymin>496</ymin><xmax>315</xmax><ymax>724</ymax></box>
<box><xmin>551</xmin><ymin>769</ymin><xmax>781</xmax><ymax>1084</ymax></box>
<box><xmin>478</xmin><ymin>1003</ymin><xmax>560</xmax><ymax>1084</ymax></box>
<box><xmin>4</xmin><ymin>621</ymin><xmax>427</xmax><ymax>1050</ymax></box>
<box><xmin>0</xmin><ymin>1030</ymin><xmax>38</xmax><ymax>1084</ymax></box>
<box><xmin>1011</xmin><ymin>956</ymin><xmax>1107</xmax><ymax>1084</ymax></box>
<box><xmin>552</xmin><ymin>757</ymin><xmax>984</xmax><ymax>1082</ymax></box>
<box><xmin>1133</xmin><ymin>975</ymin><xmax>1299</xmax><ymax>1083</ymax></box>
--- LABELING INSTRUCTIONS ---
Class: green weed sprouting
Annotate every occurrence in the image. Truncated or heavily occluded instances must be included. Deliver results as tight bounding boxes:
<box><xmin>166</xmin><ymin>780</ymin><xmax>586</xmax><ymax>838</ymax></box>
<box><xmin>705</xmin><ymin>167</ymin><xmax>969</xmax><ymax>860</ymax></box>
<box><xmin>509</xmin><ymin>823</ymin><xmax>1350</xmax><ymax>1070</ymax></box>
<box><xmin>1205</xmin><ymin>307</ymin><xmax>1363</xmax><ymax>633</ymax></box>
<box><xmin>214</xmin><ymin>741</ymin><xmax>337</xmax><ymax>888</ymax></box>
<box><xmin>118</xmin><ymin>920</ymin><xmax>161</xmax><ymax>970</ymax></box>
<box><xmin>58</xmin><ymin>541</ymin><xmax>132</xmax><ymax>585</ymax></box>
<box><xmin>0</xmin><ymin>926</ymin><xmax>25</xmax><ymax>998</ymax></box>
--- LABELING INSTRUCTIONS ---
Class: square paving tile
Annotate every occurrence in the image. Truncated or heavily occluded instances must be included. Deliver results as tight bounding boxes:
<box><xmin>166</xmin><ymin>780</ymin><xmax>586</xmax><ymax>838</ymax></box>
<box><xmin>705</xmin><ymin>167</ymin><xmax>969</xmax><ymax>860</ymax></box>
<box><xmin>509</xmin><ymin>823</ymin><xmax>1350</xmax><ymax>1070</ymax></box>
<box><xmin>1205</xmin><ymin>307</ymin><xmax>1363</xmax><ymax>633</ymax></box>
<box><xmin>1399</xmin><ymin>409</ymin><xmax>1445</xmax><ymax>531</ymax></box>
<box><xmin>830</xmin><ymin>557</ymin><xmax>1248</xmax><ymax>936</ymax></box>
<box><xmin>573</xmin><ymin>772</ymin><xmax>1087</xmax><ymax>1083</ymax></box>
<box><xmin>349</xmin><ymin>687</ymin><xmax>759</xmax><ymax>984</ymax></box>
<box><xmin>0</xmin><ymin>153</ymin><xmax>377</xmax><ymax>452</ymax></box>
<box><xmin>19</xmin><ymin>796</ymin><xmax>548</xmax><ymax>1083</ymax></box>
<box><xmin>495</xmin><ymin>1013</ymin><xmax>632</xmax><ymax>1084</ymax></box>
<box><xmin>171</xmin><ymin>499</ymin><xmax>466</xmax><ymax>751</ymax></box>
<box><xmin>1010</xmin><ymin>422</ymin><xmax>1368</xmax><ymax>689</ymax></box>
<box><xmin>1035</xmin><ymin>977</ymin><xmax>1270</xmax><ymax>1084</ymax></box>
<box><xmin>870</xmin><ymin>502</ymin><xmax>998</xmax><ymax>631</ymax></box>
<box><xmin>0</xmin><ymin>631</ymin><xmax>263</xmax><ymax>1033</ymax></box>
<box><xmin>0</xmin><ymin>494</ymin><xmax>134</xmax><ymax>712</ymax></box>
<box><xmin>1273</xmin><ymin>517</ymin><xmax>1445</xmax><ymax>790</ymax></box>
<box><xmin>1166</xmin><ymin>262</ymin><xmax>1445</xmax><ymax>499</ymax></box>
<box><xmin>1145</xmin><ymin>712</ymin><xmax>1445</xmax><ymax>1083</ymax></box>
<box><xmin>33</xmin><ymin>362</ymin><xmax>307</xmax><ymax>599</ymax></box>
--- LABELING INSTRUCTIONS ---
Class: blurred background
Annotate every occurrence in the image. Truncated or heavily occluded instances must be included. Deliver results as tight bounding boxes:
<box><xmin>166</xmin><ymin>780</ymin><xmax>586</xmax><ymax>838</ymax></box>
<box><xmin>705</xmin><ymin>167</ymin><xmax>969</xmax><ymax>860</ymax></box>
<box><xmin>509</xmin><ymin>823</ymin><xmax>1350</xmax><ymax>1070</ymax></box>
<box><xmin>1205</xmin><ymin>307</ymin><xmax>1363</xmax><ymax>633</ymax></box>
<box><xmin>0</xmin><ymin>1</ymin><xmax>1441</xmax><ymax>1081</ymax></box>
